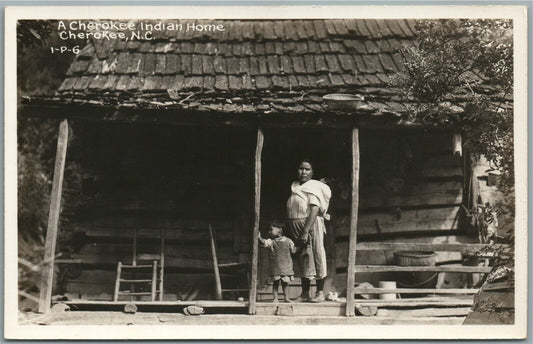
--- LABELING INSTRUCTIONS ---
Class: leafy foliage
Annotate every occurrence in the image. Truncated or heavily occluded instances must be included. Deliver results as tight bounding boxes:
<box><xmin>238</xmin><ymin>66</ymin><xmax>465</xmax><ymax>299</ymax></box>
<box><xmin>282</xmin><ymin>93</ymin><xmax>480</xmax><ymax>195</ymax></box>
<box><xmin>393</xmin><ymin>19</ymin><xmax>514</xmax><ymax>259</ymax></box>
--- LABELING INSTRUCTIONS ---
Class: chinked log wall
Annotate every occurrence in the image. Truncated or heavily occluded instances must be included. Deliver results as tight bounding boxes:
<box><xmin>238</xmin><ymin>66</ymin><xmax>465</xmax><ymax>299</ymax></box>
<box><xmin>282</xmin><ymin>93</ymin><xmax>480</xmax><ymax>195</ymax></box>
<box><xmin>61</xmin><ymin>125</ymin><xmax>463</xmax><ymax>301</ymax></box>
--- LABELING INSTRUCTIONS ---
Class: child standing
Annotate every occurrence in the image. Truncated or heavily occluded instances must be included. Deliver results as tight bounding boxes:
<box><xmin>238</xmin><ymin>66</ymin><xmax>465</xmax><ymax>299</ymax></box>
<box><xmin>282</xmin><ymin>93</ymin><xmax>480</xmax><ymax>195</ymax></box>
<box><xmin>258</xmin><ymin>221</ymin><xmax>297</xmax><ymax>303</ymax></box>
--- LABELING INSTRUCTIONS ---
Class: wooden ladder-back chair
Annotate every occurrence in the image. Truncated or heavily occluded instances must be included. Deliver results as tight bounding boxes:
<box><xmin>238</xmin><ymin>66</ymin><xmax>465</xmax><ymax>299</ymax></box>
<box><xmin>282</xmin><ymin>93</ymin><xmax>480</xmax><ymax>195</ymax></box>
<box><xmin>208</xmin><ymin>224</ymin><xmax>249</xmax><ymax>300</ymax></box>
<box><xmin>113</xmin><ymin>228</ymin><xmax>166</xmax><ymax>302</ymax></box>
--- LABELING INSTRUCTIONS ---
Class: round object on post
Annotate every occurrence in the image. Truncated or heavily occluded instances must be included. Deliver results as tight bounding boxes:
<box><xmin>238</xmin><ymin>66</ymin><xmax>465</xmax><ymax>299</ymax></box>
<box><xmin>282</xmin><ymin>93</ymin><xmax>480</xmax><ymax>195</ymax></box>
<box><xmin>323</xmin><ymin>94</ymin><xmax>364</xmax><ymax>111</ymax></box>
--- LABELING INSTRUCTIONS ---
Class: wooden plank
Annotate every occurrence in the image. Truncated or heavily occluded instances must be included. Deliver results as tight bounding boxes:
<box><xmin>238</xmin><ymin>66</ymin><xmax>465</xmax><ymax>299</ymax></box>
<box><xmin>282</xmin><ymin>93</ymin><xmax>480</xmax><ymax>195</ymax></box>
<box><xmin>39</xmin><ymin>119</ymin><xmax>69</xmax><ymax>314</ymax></box>
<box><xmin>335</xmin><ymin>206</ymin><xmax>461</xmax><ymax>237</ymax></box>
<box><xmin>346</xmin><ymin>127</ymin><xmax>360</xmax><ymax>317</ymax></box>
<box><xmin>209</xmin><ymin>224</ymin><xmax>223</xmax><ymax>300</ymax></box>
<box><xmin>377</xmin><ymin>307</ymin><xmax>471</xmax><ymax>317</ymax></box>
<box><xmin>62</xmin><ymin>299</ymin><xmax>248</xmax><ymax>308</ymax></box>
<box><xmin>355</xmin><ymin>242</ymin><xmax>510</xmax><ymax>253</ymax></box>
<box><xmin>91</xmin><ymin>217</ymin><xmax>234</xmax><ymax>231</ymax></box>
<box><xmin>340</xmin><ymin>181</ymin><xmax>463</xmax><ymax>210</ymax></box>
<box><xmin>353</xmin><ymin>288</ymin><xmax>479</xmax><ymax>294</ymax></box>
<box><xmin>248</xmin><ymin>127</ymin><xmax>264</xmax><ymax>315</ymax></box>
<box><xmin>86</xmin><ymin>227</ymin><xmax>234</xmax><ymax>242</ymax></box>
<box><xmin>354</xmin><ymin>265</ymin><xmax>492</xmax><ymax>273</ymax></box>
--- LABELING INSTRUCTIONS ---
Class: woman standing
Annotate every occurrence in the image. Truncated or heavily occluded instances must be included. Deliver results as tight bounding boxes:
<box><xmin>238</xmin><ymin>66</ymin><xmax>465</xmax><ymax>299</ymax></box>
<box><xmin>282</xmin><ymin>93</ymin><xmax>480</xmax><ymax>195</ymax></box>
<box><xmin>285</xmin><ymin>159</ymin><xmax>331</xmax><ymax>303</ymax></box>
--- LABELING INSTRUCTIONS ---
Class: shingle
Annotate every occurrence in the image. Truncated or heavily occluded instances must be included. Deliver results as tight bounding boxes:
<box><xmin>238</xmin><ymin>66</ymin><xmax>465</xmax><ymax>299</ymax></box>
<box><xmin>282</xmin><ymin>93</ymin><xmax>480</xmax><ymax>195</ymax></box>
<box><xmin>87</xmin><ymin>57</ymin><xmax>104</xmax><ymax>74</ymax></box>
<box><xmin>126</xmin><ymin>53</ymin><xmax>143</xmax><ymax>74</ymax></box>
<box><xmin>280</xmin><ymin>56</ymin><xmax>294</xmax><ymax>74</ymax></box>
<box><xmin>325</xmin><ymin>55</ymin><xmax>341</xmax><ymax>72</ymax></box>
<box><xmin>138</xmin><ymin>41</ymin><xmax>152</xmax><ymax>53</ymax></box>
<box><xmin>332</xmin><ymin>20</ymin><xmax>349</xmax><ymax>35</ymax></box>
<box><xmin>231</xmin><ymin>21</ymin><xmax>243</xmax><ymax>42</ymax></box>
<box><xmin>375</xmin><ymin>19</ymin><xmax>393</xmax><ymax>37</ymax></box>
<box><xmin>142</xmin><ymin>75</ymin><xmax>163</xmax><ymax>91</ymax></box>
<box><xmin>242</xmin><ymin>42</ymin><xmax>254</xmax><ymax>55</ymax></box>
<box><xmin>392</xmin><ymin>53</ymin><xmax>405</xmax><ymax>71</ymax></box>
<box><xmin>288</xmin><ymin>75</ymin><xmax>299</xmax><ymax>89</ymax></box>
<box><xmin>329</xmin><ymin>42</ymin><xmax>346</xmax><ymax>53</ymax></box>
<box><xmin>141</xmin><ymin>54</ymin><xmax>156</xmax><ymax>75</ymax></box>
<box><xmin>88</xmin><ymin>75</ymin><xmax>108</xmax><ymax>90</ymax></box>
<box><xmin>378</xmin><ymin>53</ymin><xmax>397</xmax><ymax>72</ymax></box>
<box><xmin>213</xmin><ymin>55</ymin><xmax>226</xmax><ymax>74</ymax></box>
<box><xmin>75</xmin><ymin>76</ymin><xmax>93</xmax><ymax>90</ymax></box>
<box><xmin>374</xmin><ymin>39</ymin><xmax>392</xmax><ymax>53</ymax></box>
<box><xmin>283</xmin><ymin>21</ymin><xmax>298</xmax><ymax>40</ymax></box>
<box><xmin>255</xmin><ymin>76</ymin><xmax>271</xmax><ymax>89</ymax></box>
<box><xmin>344</xmin><ymin>40</ymin><xmax>367</xmax><ymax>54</ymax></box>
<box><xmin>338</xmin><ymin>54</ymin><xmax>356</xmax><ymax>72</ymax></box>
<box><xmin>342</xmin><ymin>74</ymin><xmax>356</xmax><ymax>85</ymax></box>
<box><xmin>385</xmin><ymin>20</ymin><xmax>406</xmax><ymax>37</ymax></box>
<box><xmin>272</xmin><ymin>75</ymin><xmax>289</xmax><ymax>89</ymax></box>
<box><xmin>257</xmin><ymin>57</ymin><xmax>268</xmax><ymax>75</ymax></box>
<box><xmin>226</xmin><ymin>57</ymin><xmax>240</xmax><ymax>74</ymax></box>
<box><xmin>292</xmin><ymin>56</ymin><xmax>306</xmax><ymax>73</ymax></box>
<box><xmin>170</xmin><ymin>75</ymin><xmax>185</xmax><ymax>90</ymax></box>
<box><xmin>205</xmin><ymin>42</ymin><xmax>218</xmax><ymax>55</ymax></box>
<box><xmin>304</xmin><ymin>55</ymin><xmax>316</xmax><ymax>73</ymax></box>
<box><xmin>263</xmin><ymin>21</ymin><xmax>276</xmax><ymax>40</ymax></box>
<box><xmin>156</xmin><ymin>54</ymin><xmax>167</xmax><ymax>74</ymax></box>
<box><xmin>283</xmin><ymin>42</ymin><xmax>296</xmax><ymax>54</ymax></box>
<box><xmin>316</xmin><ymin>75</ymin><xmax>330</xmax><ymax>87</ymax></box>
<box><xmin>355</xmin><ymin>75</ymin><xmax>370</xmax><ymax>86</ymax></box>
<box><xmin>273</xmin><ymin>21</ymin><xmax>285</xmax><ymax>39</ymax></box>
<box><xmin>253</xmin><ymin>22</ymin><xmax>264</xmax><ymax>41</ymax></box>
<box><xmin>242</xmin><ymin>74</ymin><xmax>254</xmax><ymax>90</ymax></box>
<box><xmin>78</xmin><ymin>44</ymin><xmax>95</xmax><ymax>58</ymax></box>
<box><xmin>302</xmin><ymin>21</ymin><xmax>316</xmax><ymax>38</ymax></box>
<box><xmin>249</xmin><ymin>57</ymin><xmax>260</xmax><ymax>75</ymax></box>
<box><xmin>203</xmin><ymin>76</ymin><xmax>215</xmax><ymax>90</ymax></box>
<box><xmin>397</xmin><ymin>19</ymin><xmax>414</xmax><ymax>37</ymax></box>
<box><xmin>307</xmin><ymin>41</ymin><xmax>319</xmax><ymax>53</ymax></box>
<box><xmin>343</xmin><ymin>19</ymin><xmax>358</xmax><ymax>34</ymax></box>
<box><xmin>405</xmin><ymin>20</ymin><xmax>418</xmax><ymax>34</ymax></box>
<box><xmin>255</xmin><ymin>43</ymin><xmax>266</xmax><ymax>55</ymax></box>
<box><xmin>362</xmin><ymin>55</ymin><xmax>383</xmax><ymax>73</ymax></box>
<box><xmin>265</xmin><ymin>42</ymin><xmax>276</xmax><ymax>55</ymax></box>
<box><xmin>274</xmin><ymin>42</ymin><xmax>284</xmax><ymax>55</ymax></box>
<box><xmin>294</xmin><ymin>75</ymin><xmax>307</xmax><ymax>87</ymax></box>
<box><xmin>239</xmin><ymin>58</ymin><xmax>250</xmax><ymax>74</ymax></box>
<box><xmin>319</xmin><ymin>42</ymin><xmax>330</xmax><ymax>53</ymax></box>
<box><xmin>355</xmin><ymin>20</ymin><xmax>372</xmax><ymax>38</ymax></box>
<box><xmin>295</xmin><ymin>41</ymin><xmax>308</xmax><ymax>55</ymax></box>
<box><xmin>228</xmin><ymin>75</ymin><xmax>242</xmax><ymax>90</ymax></box>
<box><xmin>324</xmin><ymin>20</ymin><xmax>337</xmax><ymax>35</ymax></box>
<box><xmin>202</xmin><ymin>55</ymin><xmax>214</xmax><ymax>75</ymax></box>
<box><xmin>183</xmin><ymin>76</ymin><xmax>203</xmax><ymax>90</ymax></box>
<box><xmin>114</xmin><ymin>53</ymin><xmax>130</xmax><ymax>74</ymax></box>
<box><xmin>66</xmin><ymin>58</ymin><xmax>90</xmax><ymax>75</ymax></box>
<box><xmin>156</xmin><ymin>42</ymin><xmax>175</xmax><ymax>53</ymax></box>
<box><xmin>126</xmin><ymin>40</ymin><xmax>142</xmax><ymax>52</ymax></box>
<box><xmin>115</xmin><ymin>75</ymin><xmax>131</xmax><ymax>91</ymax></box>
<box><xmin>218</xmin><ymin>43</ymin><xmax>232</xmax><ymax>56</ymax></box>
<box><xmin>267</xmin><ymin>55</ymin><xmax>280</xmax><ymax>74</ymax></box>
<box><xmin>386</xmin><ymin>38</ymin><xmax>403</xmax><ymax>51</ymax></box>
<box><xmin>181</xmin><ymin>54</ymin><xmax>192</xmax><ymax>75</ymax></box>
<box><xmin>364</xmin><ymin>74</ymin><xmax>380</xmax><ymax>85</ymax></box>
<box><xmin>242</xmin><ymin>21</ymin><xmax>255</xmax><ymax>40</ymax></box>
<box><xmin>314</xmin><ymin>55</ymin><xmax>328</xmax><ymax>72</ymax></box>
<box><xmin>364</xmin><ymin>40</ymin><xmax>380</xmax><ymax>54</ymax></box>
<box><xmin>58</xmin><ymin>77</ymin><xmax>78</xmax><ymax>91</ymax></box>
<box><xmin>102</xmin><ymin>75</ymin><xmax>119</xmax><ymax>90</ymax></box>
<box><xmin>306</xmin><ymin>75</ymin><xmax>317</xmax><ymax>87</ymax></box>
<box><xmin>364</xmin><ymin>20</ymin><xmax>382</xmax><ymax>38</ymax></box>
<box><xmin>180</xmin><ymin>42</ymin><xmax>193</xmax><ymax>53</ymax></box>
<box><xmin>313</xmin><ymin>21</ymin><xmax>328</xmax><ymax>39</ymax></box>
<box><xmin>353</xmin><ymin>55</ymin><xmax>368</xmax><ymax>73</ymax></box>
<box><xmin>329</xmin><ymin>74</ymin><xmax>345</xmax><ymax>86</ymax></box>
<box><xmin>294</xmin><ymin>21</ymin><xmax>308</xmax><ymax>39</ymax></box>
<box><xmin>128</xmin><ymin>76</ymin><xmax>144</xmax><ymax>90</ymax></box>
<box><xmin>376</xmin><ymin>73</ymin><xmax>391</xmax><ymax>84</ymax></box>
<box><xmin>233</xmin><ymin>43</ymin><xmax>243</xmax><ymax>56</ymax></box>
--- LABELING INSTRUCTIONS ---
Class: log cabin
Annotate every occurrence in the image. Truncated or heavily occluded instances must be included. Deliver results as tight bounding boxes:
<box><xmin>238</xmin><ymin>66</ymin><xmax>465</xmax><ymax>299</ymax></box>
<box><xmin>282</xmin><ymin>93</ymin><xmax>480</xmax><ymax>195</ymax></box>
<box><xmin>21</xmin><ymin>19</ymin><xmax>508</xmax><ymax>317</ymax></box>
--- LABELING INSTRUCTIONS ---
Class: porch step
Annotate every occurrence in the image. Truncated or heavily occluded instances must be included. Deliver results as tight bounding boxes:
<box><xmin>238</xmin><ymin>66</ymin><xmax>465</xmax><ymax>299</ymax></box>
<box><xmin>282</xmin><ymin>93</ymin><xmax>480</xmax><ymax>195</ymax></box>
<box><xmin>119</xmin><ymin>279</ymin><xmax>153</xmax><ymax>283</ymax></box>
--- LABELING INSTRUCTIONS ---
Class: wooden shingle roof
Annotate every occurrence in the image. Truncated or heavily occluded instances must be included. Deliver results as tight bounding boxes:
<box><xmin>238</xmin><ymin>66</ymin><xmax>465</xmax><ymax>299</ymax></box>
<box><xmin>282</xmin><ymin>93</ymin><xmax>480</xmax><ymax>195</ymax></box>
<box><xmin>32</xmin><ymin>19</ymin><xmax>423</xmax><ymax>116</ymax></box>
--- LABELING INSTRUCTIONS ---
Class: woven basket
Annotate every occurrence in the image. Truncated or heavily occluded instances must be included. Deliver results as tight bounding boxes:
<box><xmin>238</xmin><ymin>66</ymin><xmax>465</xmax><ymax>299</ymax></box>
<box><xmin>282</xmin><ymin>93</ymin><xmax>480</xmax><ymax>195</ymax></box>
<box><xmin>393</xmin><ymin>251</ymin><xmax>436</xmax><ymax>266</ymax></box>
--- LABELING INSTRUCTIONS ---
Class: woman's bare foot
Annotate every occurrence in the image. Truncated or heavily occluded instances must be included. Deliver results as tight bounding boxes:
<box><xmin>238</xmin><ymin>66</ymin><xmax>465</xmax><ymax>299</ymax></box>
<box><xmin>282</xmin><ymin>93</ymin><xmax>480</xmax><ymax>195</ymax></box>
<box><xmin>284</xmin><ymin>297</ymin><xmax>293</xmax><ymax>303</ymax></box>
<box><xmin>273</xmin><ymin>297</ymin><xmax>279</xmax><ymax>303</ymax></box>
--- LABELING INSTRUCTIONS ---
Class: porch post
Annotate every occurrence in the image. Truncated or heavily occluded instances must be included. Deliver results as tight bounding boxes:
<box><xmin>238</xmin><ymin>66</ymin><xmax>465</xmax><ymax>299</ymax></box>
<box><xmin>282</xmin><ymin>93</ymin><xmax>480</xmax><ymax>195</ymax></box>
<box><xmin>38</xmin><ymin>119</ymin><xmax>69</xmax><ymax>313</ymax></box>
<box><xmin>248</xmin><ymin>127</ymin><xmax>264</xmax><ymax>315</ymax></box>
<box><xmin>345</xmin><ymin>127</ymin><xmax>360</xmax><ymax>316</ymax></box>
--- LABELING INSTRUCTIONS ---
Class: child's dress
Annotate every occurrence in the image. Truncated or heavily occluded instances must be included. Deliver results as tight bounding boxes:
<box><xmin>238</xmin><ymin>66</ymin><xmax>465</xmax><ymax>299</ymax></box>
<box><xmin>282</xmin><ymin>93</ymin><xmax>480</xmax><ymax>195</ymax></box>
<box><xmin>262</xmin><ymin>236</ymin><xmax>295</xmax><ymax>282</ymax></box>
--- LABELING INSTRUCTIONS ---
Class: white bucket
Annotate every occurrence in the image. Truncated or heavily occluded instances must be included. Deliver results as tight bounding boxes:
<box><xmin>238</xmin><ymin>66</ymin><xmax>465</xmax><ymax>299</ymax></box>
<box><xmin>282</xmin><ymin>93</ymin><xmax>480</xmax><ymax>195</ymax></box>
<box><xmin>379</xmin><ymin>281</ymin><xmax>397</xmax><ymax>300</ymax></box>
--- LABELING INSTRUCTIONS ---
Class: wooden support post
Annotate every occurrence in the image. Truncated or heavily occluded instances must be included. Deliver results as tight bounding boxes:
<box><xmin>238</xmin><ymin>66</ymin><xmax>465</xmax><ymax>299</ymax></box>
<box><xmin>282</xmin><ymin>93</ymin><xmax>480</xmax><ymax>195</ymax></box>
<box><xmin>248</xmin><ymin>127</ymin><xmax>264</xmax><ymax>315</ymax></box>
<box><xmin>209</xmin><ymin>224</ymin><xmax>223</xmax><ymax>300</ymax></box>
<box><xmin>38</xmin><ymin>119</ymin><xmax>69</xmax><ymax>313</ymax></box>
<box><xmin>159</xmin><ymin>228</ymin><xmax>165</xmax><ymax>301</ymax></box>
<box><xmin>345</xmin><ymin>127</ymin><xmax>360</xmax><ymax>317</ymax></box>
